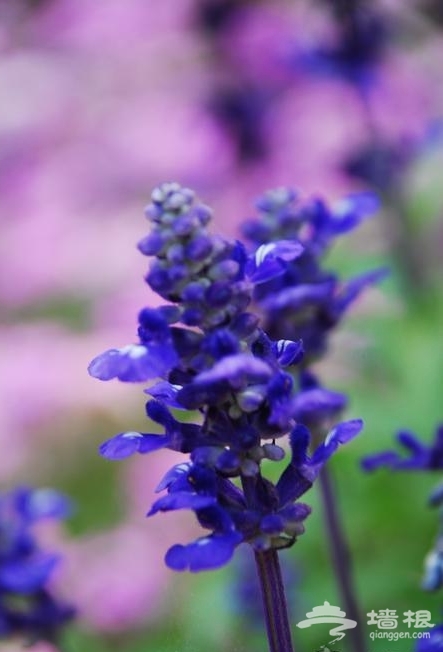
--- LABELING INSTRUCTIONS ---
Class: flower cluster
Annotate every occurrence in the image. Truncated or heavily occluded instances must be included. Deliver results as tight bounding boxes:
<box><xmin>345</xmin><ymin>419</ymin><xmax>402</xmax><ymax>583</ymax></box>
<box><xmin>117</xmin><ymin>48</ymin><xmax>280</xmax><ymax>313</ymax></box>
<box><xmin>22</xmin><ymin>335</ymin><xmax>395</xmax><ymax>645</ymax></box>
<box><xmin>89</xmin><ymin>182</ymin><xmax>363</xmax><ymax>572</ymax></box>
<box><xmin>0</xmin><ymin>487</ymin><xmax>73</xmax><ymax>643</ymax></box>
<box><xmin>242</xmin><ymin>186</ymin><xmax>387</xmax><ymax>363</ymax></box>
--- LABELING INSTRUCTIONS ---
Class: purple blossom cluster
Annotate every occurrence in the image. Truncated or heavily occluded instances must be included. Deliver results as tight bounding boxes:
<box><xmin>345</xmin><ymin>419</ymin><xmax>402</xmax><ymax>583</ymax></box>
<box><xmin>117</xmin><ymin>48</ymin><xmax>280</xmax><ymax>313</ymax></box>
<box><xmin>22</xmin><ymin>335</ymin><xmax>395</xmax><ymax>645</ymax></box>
<box><xmin>243</xmin><ymin>186</ymin><xmax>387</xmax><ymax>360</ymax></box>
<box><xmin>88</xmin><ymin>182</ymin><xmax>369</xmax><ymax>572</ymax></box>
<box><xmin>0</xmin><ymin>487</ymin><xmax>73</xmax><ymax>643</ymax></box>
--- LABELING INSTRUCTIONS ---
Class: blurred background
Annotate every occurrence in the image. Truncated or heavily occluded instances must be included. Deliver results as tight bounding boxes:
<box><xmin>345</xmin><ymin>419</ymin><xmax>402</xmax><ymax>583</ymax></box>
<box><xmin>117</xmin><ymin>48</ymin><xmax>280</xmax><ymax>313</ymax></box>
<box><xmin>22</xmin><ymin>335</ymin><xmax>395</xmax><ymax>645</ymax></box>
<box><xmin>1</xmin><ymin>0</ymin><xmax>443</xmax><ymax>650</ymax></box>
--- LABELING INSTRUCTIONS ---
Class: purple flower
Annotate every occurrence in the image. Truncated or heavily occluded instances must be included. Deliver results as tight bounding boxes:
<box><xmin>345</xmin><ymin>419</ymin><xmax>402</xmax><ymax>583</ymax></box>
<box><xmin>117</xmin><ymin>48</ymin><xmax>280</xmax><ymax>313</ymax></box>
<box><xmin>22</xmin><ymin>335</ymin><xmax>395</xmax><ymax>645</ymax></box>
<box><xmin>246</xmin><ymin>240</ymin><xmax>304</xmax><ymax>284</ymax></box>
<box><xmin>277</xmin><ymin>420</ymin><xmax>363</xmax><ymax>505</ymax></box>
<box><xmin>243</xmin><ymin>186</ymin><xmax>386</xmax><ymax>359</ymax></box>
<box><xmin>362</xmin><ymin>425</ymin><xmax>443</xmax><ymax>472</ymax></box>
<box><xmin>165</xmin><ymin>531</ymin><xmax>243</xmax><ymax>572</ymax></box>
<box><xmin>197</xmin><ymin>353</ymin><xmax>272</xmax><ymax>386</ymax></box>
<box><xmin>0</xmin><ymin>487</ymin><xmax>74</xmax><ymax>642</ymax></box>
<box><xmin>90</xmin><ymin>183</ymin><xmax>363</xmax><ymax>572</ymax></box>
<box><xmin>88</xmin><ymin>343</ymin><xmax>177</xmax><ymax>383</ymax></box>
<box><xmin>292</xmin><ymin>387</ymin><xmax>347</xmax><ymax>425</ymax></box>
<box><xmin>100</xmin><ymin>402</ymin><xmax>202</xmax><ymax>459</ymax></box>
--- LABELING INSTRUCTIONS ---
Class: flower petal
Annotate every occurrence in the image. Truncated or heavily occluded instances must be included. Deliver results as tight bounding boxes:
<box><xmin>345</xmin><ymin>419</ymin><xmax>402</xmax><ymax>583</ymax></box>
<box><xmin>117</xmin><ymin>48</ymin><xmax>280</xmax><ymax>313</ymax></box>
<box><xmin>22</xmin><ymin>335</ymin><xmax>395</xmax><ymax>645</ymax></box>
<box><xmin>272</xmin><ymin>339</ymin><xmax>304</xmax><ymax>366</ymax></box>
<box><xmin>263</xmin><ymin>282</ymin><xmax>334</xmax><ymax>312</ymax></box>
<box><xmin>247</xmin><ymin>240</ymin><xmax>304</xmax><ymax>284</ymax></box>
<box><xmin>195</xmin><ymin>354</ymin><xmax>272</xmax><ymax>387</ymax></box>
<box><xmin>99</xmin><ymin>432</ymin><xmax>169</xmax><ymax>460</ymax></box>
<box><xmin>311</xmin><ymin>419</ymin><xmax>364</xmax><ymax>465</ymax></box>
<box><xmin>292</xmin><ymin>388</ymin><xmax>347</xmax><ymax>423</ymax></box>
<box><xmin>145</xmin><ymin>382</ymin><xmax>185</xmax><ymax>408</ymax></box>
<box><xmin>148</xmin><ymin>491</ymin><xmax>216</xmax><ymax>516</ymax></box>
<box><xmin>88</xmin><ymin>343</ymin><xmax>176</xmax><ymax>382</ymax></box>
<box><xmin>165</xmin><ymin>531</ymin><xmax>242</xmax><ymax>572</ymax></box>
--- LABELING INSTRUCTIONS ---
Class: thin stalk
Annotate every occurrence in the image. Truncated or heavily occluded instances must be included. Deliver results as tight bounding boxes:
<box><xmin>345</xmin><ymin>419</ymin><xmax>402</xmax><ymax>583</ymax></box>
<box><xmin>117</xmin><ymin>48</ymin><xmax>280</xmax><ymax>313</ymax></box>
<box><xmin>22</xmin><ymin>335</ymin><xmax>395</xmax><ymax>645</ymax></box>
<box><xmin>318</xmin><ymin>464</ymin><xmax>366</xmax><ymax>652</ymax></box>
<box><xmin>241</xmin><ymin>474</ymin><xmax>295</xmax><ymax>652</ymax></box>
<box><xmin>254</xmin><ymin>548</ymin><xmax>295</xmax><ymax>652</ymax></box>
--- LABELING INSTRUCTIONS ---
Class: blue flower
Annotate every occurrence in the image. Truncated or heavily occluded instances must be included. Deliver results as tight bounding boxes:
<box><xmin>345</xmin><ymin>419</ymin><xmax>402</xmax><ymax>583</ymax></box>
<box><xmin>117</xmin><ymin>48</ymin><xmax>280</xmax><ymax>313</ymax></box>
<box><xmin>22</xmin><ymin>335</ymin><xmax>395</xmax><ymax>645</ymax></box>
<box><xmin>166</xmin><ymin>531</ymin><xmax>244</xmax><ymax>572</ymax></box>
<box><xmin>246</xmin><ymin>240</ymin><xmax>304</xmax><ymax>284</ymax></box>
<box><xmin>243</xmin><ymin>186</ymin><xmax>387</xmax><ymax>360</ymax></box>
<box><xmin>0</xmin><ymin>487</ymin><xmax>74</xmax><ymax>643</ymax></box>
<box><xmin>90</xmin><ymin>183</ymin><xmax>363</xmax><ymax>572</ymax></box>
<box><xmin>100</xmin><ymin>401</ymin><xmax>203</xmax><ymax>460</ymax></box>
<box><xmin>145</xmin><ymin>417</ymin><xmax>362</xmax><ymax>572</ymax></box>
<box><xmin>88</xmin><ymin>343</ymin><xmax>177</xmax><ymax>383</ymax></box>
<box><xmin>277</xmin><ymin>420</ymin><xmax>363</xmax><ymax>505</ymax></box>
<box><xmin>362</xmin><ymin>424</ymin><xmax>443</xmax><ymax>472</ymax></box>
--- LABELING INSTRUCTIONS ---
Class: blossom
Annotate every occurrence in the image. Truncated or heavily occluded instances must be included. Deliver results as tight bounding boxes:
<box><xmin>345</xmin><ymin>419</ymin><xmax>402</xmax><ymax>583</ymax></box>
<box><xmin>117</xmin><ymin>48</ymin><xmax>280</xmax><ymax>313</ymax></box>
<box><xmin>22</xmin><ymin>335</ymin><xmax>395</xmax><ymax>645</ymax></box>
<box><xmin>362</xmin><ymin>424</ymin><xmax>443</xmax><ymax>472</ymax></box>
<box><xmin>0</xmin><ymin>487</ymin><xmax>73</xmax><ymax>643</ymax></box>
<box><xmin>149</xmin><ymin>417</ymin><xmax>362</xmax><ymax>571</ymax></box>
<box><xmin>242</xmin><ymin>186</ymin><xmax>387</xmax><ymax>360</ymax></box>
<box><xmin>89</xmin><ymin>182</ymin><xmax>363</xmax><ymax>572</ymax></box>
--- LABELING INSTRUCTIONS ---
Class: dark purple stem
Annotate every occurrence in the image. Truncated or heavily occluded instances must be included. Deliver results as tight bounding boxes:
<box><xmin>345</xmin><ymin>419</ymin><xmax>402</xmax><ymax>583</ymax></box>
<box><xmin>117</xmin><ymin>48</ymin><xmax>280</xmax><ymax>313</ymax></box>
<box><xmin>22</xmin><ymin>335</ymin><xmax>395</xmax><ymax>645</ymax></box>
<box><xmin>254</xmin><ymin>548</ymin><xmax>295</xmax><ymax>652</ymax></box>
<box><xmin>241</xmin><ymin>474</ymin><xmax>295</xmax><ymax>652</ymax></box>
<box><xmin>318</xmin><ymin>464</ymin><xmax>366</xmax><ymax>652</ymax></box>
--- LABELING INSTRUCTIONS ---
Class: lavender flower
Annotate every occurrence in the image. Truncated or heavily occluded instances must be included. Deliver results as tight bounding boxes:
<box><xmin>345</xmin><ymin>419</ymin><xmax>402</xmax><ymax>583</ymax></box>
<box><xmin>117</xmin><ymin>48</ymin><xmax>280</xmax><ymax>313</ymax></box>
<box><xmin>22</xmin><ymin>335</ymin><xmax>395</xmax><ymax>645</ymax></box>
<box><xmin>362</xmin><ymin>424</ymin><xmax>443</xmax><ymax>472</ymax></box>
<box><xmin>0</xmin><ymin>487</ymin><xmax>73</xmax><ymax>643</ymax></box>
<box><xmin>89</xmin><ymin>182</ymin><xmax>363</xmax><ymax>573</ymax></box>
<box><xmin>242</xmin><ymin>186</ymin><xmax>387</xmax><ymax>361</ymax></box>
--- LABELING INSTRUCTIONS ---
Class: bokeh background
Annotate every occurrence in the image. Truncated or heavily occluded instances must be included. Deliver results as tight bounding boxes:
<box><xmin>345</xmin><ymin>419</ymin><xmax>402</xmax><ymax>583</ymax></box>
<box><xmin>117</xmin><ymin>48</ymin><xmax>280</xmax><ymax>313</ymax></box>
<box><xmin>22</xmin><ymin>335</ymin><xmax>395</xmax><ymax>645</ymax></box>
<box><xmin>1</xmin><ymin>0</ymin><xmax>443</xmax><ymax>650</ymax></box>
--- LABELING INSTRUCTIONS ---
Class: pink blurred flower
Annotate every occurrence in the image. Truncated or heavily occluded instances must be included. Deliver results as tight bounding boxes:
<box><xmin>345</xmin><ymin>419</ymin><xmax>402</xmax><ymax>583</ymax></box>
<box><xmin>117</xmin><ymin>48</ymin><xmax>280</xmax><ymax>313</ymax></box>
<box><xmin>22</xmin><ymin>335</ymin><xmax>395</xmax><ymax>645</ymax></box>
<box><xmin>63</xmin><ymin>523</ymin><xmax>170</xmax><ymax>632</ymax></box>
<box><xmin>0</xmin><ymin>322</ymin><xmax>151</xmax><ymax>478</ymax></box>
<box><xmin>54</xmin><ymin>451</ymin><xmax>192</xmax><ymax>633</ymax></box>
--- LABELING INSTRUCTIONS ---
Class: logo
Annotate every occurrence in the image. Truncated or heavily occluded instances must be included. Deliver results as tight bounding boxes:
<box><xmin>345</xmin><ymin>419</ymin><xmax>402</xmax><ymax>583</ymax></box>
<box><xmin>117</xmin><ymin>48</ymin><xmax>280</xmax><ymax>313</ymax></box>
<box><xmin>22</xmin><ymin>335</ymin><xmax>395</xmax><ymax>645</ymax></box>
<box><xmin>296</xmin><ymin>601</ymin><xmax>358</xmax><ymax>643</ymax></box>
<box><xmin>296</xmin><ymin>602</ymin><xmax>433</xmax><ymax>648</ymax></box>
